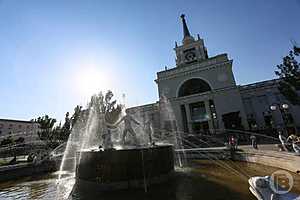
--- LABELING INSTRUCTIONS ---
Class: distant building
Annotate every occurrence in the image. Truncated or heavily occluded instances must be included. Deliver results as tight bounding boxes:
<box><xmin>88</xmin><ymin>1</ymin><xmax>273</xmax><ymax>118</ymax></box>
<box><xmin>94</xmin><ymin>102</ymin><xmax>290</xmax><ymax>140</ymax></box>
<box><xmin>127</xmin><ymin>15</ymin><xmax>300</xmax><ymax>136</ymax></box>
<box><xmin>0</xmin><ymin>118</ymin><xmax>40</xmax><ymax>143</ymax></box>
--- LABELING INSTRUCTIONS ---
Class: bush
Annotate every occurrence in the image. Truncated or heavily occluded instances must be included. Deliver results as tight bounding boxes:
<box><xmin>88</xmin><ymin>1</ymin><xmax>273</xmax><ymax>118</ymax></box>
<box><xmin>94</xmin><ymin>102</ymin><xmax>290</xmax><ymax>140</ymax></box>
<box><xmin>0</xmin><ymin>137</ymin><xmax>13</xmax><ymax>146</ymax></box>
<box><xmin>15</xmin><ymin>137</ymin><xmax>25</xmax><ymax>144</ymax></box>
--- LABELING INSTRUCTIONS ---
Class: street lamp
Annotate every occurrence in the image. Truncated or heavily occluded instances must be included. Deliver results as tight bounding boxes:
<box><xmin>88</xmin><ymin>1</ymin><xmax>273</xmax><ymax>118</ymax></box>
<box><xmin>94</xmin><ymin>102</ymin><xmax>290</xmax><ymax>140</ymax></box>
<box><xmin>270</xmin><ymin>105</ymin><xmax>277</xmax><ymax>111</ymax></box>
<box><xmin>269</xmin><ymin>103</ymin><xmax>289</xmax><ymax>133</ymax></box>
<box><xmin>281</xmin><ymin>103</ymin><xmax>289</xmax><ymax>110</ymax></box>
<box><xmin>270</xmin><ymin>103</ymin><xmax>289</xmax><ymax>111</ymax></box>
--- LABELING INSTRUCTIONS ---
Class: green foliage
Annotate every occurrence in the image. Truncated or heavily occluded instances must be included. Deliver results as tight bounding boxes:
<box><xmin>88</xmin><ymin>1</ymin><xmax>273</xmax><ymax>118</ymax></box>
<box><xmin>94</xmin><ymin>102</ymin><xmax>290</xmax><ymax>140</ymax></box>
<box><xmin>69</xmin><ymin>105</ymin><xmax>88</xmax><ymax>138</ymax></box>
<box><xmin>34</xmin><ymin>115</ymin><xmax>57</xmax><ymax>130</ymax></box>
<box><xmin>14</xmin><ymin>137</ymin><xmax>25</xmax><ymax>144</ymax></box>
<box><xmin>33</xmin><ymin>115</ymin><xmax>59</xmax><ymax>146</ymax></box>
<box><xmin>275</xmin><ymin>45</ymin><xmax>300</xmax><ymax>105</ymax></box>
<box><xmin>32</xmin><ymin>90</ymin><xmax>122</xmax><ymax>147</ymax></box>
<box><xmin>0</xmin><ymin>136</ymin><xmax>14</xmax><ymax>146</ymax></box>
<box><xmin>60</xmin><ymin>112</ymin><xmax>71</xmax><ymax>141</ymax></box>
<box><xmin>71</xmin><ymin>105</ymin><xmax>83</xmax><ymax>127</ymax></box>
<box><xmin>33</xmin><ymin>112</ymin><xmax>75</xmax><ymax>145</ymax></box>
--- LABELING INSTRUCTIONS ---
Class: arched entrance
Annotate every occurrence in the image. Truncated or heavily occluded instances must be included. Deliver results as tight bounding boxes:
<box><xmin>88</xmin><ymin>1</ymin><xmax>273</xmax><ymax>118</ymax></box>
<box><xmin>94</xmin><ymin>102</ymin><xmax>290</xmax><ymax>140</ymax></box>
<box><xmin>178</xmin><ymin>78</ymin><xmax>211</xmax><ymax>97</ymax></box>
<box><xmin>177</xmin><ymin>79</ymin><xmax>215</xmax><ymax>134</ymax></box>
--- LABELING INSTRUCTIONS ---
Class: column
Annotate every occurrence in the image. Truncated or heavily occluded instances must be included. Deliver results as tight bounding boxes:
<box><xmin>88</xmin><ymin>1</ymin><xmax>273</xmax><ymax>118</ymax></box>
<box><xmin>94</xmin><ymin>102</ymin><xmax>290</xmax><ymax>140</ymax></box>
<box><xmin>185</xmin><ymin>104</ymin><xmax>192</xmax><ymax>133</ymax></box>
<box><xmin>204</xmin><ymin>100</ymin><xmax>214</xmax><ymax>134</ymax></box>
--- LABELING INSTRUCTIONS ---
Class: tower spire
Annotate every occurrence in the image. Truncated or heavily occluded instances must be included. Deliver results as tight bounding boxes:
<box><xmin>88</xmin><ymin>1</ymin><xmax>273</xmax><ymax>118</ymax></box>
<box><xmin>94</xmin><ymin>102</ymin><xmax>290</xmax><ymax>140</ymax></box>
<box><xmin>180</xmin><ymin>14</ymin><xmax>194</xmax><ymax>44</ymax></box>
<box><xmin>180</xmin><ymin>14</ymin><xmax>191</xmax><ymax>38</ymax></box>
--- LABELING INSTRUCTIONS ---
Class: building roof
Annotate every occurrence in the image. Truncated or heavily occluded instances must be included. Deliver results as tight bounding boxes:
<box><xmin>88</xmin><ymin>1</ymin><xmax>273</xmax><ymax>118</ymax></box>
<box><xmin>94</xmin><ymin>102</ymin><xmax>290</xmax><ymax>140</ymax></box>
<box><xmin>0</xmin><ymin>118</ymin><xmax>38</xmax><ymax>124</ymax></box>
<box><xmin>239</xmin><ymin>79</ymin><xmax>280</xmax><ymax>91</ymax></box>
<box><xmin>156</xmin><ymin>53</ymin><xmax>229</xmax><ymax>79</ymax></box>
<box><xmin>126</xmin><ymin>102</ymin><xmax>159</xmax><ymax>111</ymax></box>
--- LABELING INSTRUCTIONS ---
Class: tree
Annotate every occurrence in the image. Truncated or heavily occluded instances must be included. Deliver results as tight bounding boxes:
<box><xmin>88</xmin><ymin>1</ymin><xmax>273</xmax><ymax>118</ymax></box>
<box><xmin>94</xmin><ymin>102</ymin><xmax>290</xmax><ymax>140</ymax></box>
<box><xmin>15</xmin><ymin>137</ymin><xmax>25</xmax><ymax>144</ymax></box>
<box><xmin>0</xmin><ymin>136</ymin><xmax>13</xmax><ymax>146</ymax></box>
<box><xmin>33</xmin><ymin>115</ymin><xmax>58</xmax><ymax>145</ymax></box>
<box><xmin>60</xmin><ymin>112</ymin><xmax>71</xmax><ymax>141</ymax></box>
<box><xmin>69</xmin><ymin>105</ymin><xmax>87</xmax><ymax>139</ymax></box>
<box><xmin>275</xmin><ymin>45</ymin><xmax>300</xmax><ymax>105</ymax></box>
<box><xmin>31</xmin><ymin>91</ymin><xmax>122</xmax><ymax>147</ymax></box>
<box><xmin>71</xmin><ymin>105</ymin><xmax>83</xmax><ymax>127</ymax></box>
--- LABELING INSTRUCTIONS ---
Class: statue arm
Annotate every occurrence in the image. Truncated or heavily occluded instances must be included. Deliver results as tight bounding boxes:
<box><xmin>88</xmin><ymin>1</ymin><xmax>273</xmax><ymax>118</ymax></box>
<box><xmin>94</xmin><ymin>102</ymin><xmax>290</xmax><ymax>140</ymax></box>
<box><xmin>115</xmin><ymin>117</ymin><xmax>124</xmax><ymax>126</ymax></box>
<box><xmin>132</xmin><ymin>118</ymin><xmax>140</xmax><ymax>125</ymax></box>
<box><xmin>286</xmin><ymin>136</ymin><xmax>293</xmax><ymax>143</ymax></box>
<box><xmin>105</xmin><ymin>121</ymin><xmax>117</xmax><ymax>128</ymax></box>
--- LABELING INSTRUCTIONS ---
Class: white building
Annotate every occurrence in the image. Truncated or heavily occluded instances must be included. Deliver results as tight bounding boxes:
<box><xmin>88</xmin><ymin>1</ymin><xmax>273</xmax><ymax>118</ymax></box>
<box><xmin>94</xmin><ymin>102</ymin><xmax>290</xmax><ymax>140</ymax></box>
<box><xmin>127</xmin><ymin>15</ymin><xmax>300</xmax><ymax>136</ymax></box>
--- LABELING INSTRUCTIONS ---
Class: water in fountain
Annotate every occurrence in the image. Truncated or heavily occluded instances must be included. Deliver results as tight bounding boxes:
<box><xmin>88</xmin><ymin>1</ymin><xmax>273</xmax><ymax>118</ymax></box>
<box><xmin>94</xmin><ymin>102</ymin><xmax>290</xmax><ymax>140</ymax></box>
<box><xmin>126</xmin><ymin>108</ymin><xmax>152</xmax><ymax>146</ymax></box>
<box><xmin>173</xmin><ymin>133</ymin><xmax>251</xmax><ymax>180</ymax></box>
<box><xmin>55</xmin><ymin>92</ymin><xmax>136</xmax><ymax>196</ymax></box>
<box><xmin>158</xmin><ymin>95</ymin><xmax>187</xmax><ymax>167</ymax></box>
<box><xmin>57</xmin><ymin>103</ymin><xmax>99</xmax><ymax>182</ymax></box>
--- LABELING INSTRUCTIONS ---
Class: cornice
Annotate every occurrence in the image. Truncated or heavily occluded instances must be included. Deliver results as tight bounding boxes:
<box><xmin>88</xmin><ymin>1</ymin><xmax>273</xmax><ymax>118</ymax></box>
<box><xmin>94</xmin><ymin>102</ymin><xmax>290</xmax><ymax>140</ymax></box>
<box><xmin>157</xmin><ymin>59</ymin><xmax>232</xmax><ymax>82</ymax></box>
<box><xmin>168</xmin><ymin>86</ymin><xmax>238</xmax><ymax>102</ymax></box>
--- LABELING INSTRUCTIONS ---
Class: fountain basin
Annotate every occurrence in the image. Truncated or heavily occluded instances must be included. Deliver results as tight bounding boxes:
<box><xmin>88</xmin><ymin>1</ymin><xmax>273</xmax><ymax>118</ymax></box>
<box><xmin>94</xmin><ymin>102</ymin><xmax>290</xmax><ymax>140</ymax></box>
<box><xmin>75</xmin><ymin>144</ymin><xmax>174</xmax><ymax>191</ymax></box>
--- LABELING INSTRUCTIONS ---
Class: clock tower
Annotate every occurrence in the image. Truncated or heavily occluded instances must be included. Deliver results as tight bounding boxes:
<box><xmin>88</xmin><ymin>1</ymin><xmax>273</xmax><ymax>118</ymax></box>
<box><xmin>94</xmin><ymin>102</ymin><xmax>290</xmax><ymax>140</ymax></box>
<box><xmin>175</xmin><ymin>14</ymin><xmax>208</xmax><ymax>67</ymax></box>
<box><xmin>156</xmin><ymin>14</ymin><xmax>249</xmax><ymax>133</ymax></box>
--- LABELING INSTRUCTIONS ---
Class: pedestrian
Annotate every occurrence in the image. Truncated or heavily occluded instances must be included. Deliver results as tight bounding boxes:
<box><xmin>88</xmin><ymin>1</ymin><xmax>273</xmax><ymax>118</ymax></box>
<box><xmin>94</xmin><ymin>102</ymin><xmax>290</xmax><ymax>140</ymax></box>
<box><xmin>234</xmin><ymin>136</ymin><xmax>238</xmax><ymax>150</ymax></box>
<box><xmin>250</xmin><ymin>135</ymin><xmax>257</xmax><ymax>149</ymax></box>
<box><xmin>229</xmin><ymin>135</ymin><xmax>237</xmax><ymax>150</ymax></box>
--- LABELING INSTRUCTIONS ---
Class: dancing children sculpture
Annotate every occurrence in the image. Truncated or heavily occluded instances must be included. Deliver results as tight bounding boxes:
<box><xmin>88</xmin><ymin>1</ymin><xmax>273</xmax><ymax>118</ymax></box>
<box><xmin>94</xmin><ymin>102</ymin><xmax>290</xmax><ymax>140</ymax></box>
<box><xmin>144</xmin><ymin>118</ymin><xmax>153</xmax><ymax>145</ymax></box>
<box><xmin>101</xmin><ymin>106</ymin><xmax>122</xmax><ymax>149</ymax></box>
<box><xmin>102</xmin><ymin>119</ymin><xmax>116</xmax><ymax>149</ymax></box>
<box><xmin>116</xmin><ymin>110</ymin><xmax>141</xmax><ymax>145</ymax></box>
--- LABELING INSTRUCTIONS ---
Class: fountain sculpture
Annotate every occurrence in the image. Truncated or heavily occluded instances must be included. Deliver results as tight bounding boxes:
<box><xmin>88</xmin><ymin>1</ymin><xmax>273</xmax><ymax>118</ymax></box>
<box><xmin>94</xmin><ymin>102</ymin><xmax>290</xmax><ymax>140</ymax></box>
<box><xmin>57</xmin><ymin>92</ymin><xmax>175</xmax><ymax>194</ymax></box>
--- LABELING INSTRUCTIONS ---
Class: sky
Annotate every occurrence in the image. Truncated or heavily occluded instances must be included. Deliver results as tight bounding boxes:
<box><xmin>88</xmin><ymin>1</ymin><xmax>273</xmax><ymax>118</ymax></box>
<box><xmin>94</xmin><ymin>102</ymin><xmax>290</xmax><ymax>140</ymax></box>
<box><xmin>0</xmin><ymin>0</ymin><xmax>300</xmax><ymax>121</ymax></box>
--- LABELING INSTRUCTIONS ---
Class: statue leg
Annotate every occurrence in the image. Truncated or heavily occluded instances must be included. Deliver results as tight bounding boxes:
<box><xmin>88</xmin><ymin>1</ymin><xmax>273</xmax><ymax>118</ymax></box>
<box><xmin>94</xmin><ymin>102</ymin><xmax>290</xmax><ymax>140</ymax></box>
<box><xmin>129</xmin><ymin>128</ymin><xmax>138</xmax><ymax>145</ymax></box>
<box><xmin>107</xmin><ymin>129</ymin><xmax>112</xmax><ymax>148</ymax></box>
<box><xmin>122</xmin><ymin>129</ymin><xmax>128</xmax><ymax>144</ymax></box>
<box><xmin>149</xmin><ymin>129</ymin><xmax>152</xmax><ymax>144</ymax></box>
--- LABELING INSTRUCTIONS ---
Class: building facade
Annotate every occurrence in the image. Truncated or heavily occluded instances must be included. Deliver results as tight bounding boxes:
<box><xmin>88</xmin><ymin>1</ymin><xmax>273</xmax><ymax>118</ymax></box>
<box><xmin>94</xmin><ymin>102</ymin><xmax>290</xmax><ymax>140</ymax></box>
<box><xmin>240</xmin><ymin>80</ymin><xmax>300</xmax><ymax>134</ymax></box>
<box><xmin>127</xmin><ymin>15</ymin><xmax>300</xmax><ymax>136</ymax></box>
<box><xmin>0</xmin><ymin>118</ymin><xmax>40</xmax><ymax>143</ymax></box>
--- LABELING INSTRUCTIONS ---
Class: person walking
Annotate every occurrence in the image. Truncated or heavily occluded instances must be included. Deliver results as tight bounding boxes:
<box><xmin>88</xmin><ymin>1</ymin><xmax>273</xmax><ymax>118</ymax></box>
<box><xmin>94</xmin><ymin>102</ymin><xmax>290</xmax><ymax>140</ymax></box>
<box><xmin>250</xmin><ymin>135</ymin><xmax>257</xmax><ymax>149</ymax></box>
<box><xmin>229</xmin><ymin>136</ymin><xmax>237</xmax><ymax>150</ymax></box>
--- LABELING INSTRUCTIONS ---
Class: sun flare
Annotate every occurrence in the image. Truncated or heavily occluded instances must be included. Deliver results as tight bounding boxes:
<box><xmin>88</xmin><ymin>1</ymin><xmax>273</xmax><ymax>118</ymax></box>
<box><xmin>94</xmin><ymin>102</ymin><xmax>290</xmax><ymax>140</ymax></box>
<box><xmin>74</xmin><ymin>66</ymin><xmax>110</xmax><ymax>97</ymax></box>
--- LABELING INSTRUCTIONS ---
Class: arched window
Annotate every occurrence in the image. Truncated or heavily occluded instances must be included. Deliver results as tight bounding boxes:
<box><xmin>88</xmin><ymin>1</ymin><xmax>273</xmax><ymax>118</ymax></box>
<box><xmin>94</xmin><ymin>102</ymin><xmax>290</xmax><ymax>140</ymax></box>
<box><xmin>178</xmin><ymin>78</ymin><xmax>211</xmax><ymax>97</ymax></box>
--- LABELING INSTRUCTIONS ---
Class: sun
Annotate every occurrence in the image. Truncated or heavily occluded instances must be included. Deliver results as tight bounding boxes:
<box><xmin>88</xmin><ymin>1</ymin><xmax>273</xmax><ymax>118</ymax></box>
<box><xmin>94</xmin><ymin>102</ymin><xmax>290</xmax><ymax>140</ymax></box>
<box><xmin>74</xmin><ymin>66</ymin><xmax>110</xmax><ymax>97</ymax></box>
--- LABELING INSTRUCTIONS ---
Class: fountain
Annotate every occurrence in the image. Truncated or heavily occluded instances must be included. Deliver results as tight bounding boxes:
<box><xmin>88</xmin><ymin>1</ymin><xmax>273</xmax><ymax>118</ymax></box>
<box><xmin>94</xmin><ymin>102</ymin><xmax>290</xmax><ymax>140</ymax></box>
<box><xmin>76</xmin><ymin>144</ymin><xmax>174</xmax><ymax>192</ymax></box>
<box><xmin>56</xmin><ymin>91</ymin><xmax>175</xmax><ymax>195</ymax></box>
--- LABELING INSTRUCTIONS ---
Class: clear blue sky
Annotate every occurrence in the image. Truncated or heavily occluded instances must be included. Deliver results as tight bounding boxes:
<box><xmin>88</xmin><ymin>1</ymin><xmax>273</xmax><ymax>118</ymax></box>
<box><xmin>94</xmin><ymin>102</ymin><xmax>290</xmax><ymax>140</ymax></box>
<box><xmin>1</xmin><ymin>0</ymin><xmax>300</xmax><ymax>121</ymax></box>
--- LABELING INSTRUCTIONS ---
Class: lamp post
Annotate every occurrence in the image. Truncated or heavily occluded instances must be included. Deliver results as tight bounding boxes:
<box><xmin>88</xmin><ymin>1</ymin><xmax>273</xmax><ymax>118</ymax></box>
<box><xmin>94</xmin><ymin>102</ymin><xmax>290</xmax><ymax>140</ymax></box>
<box><xmin>270</xmin><ymin>103</ymin><xmax>289</xmax><ymax>133</ymax></box>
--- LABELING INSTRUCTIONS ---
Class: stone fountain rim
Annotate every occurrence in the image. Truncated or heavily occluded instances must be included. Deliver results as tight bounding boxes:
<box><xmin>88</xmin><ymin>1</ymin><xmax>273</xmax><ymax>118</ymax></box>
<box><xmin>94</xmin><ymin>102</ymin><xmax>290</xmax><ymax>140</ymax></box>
<box><xmin>78</xmin><ymin>143</ymin><xmax>174</xmax><ymax>153</ymax></box>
